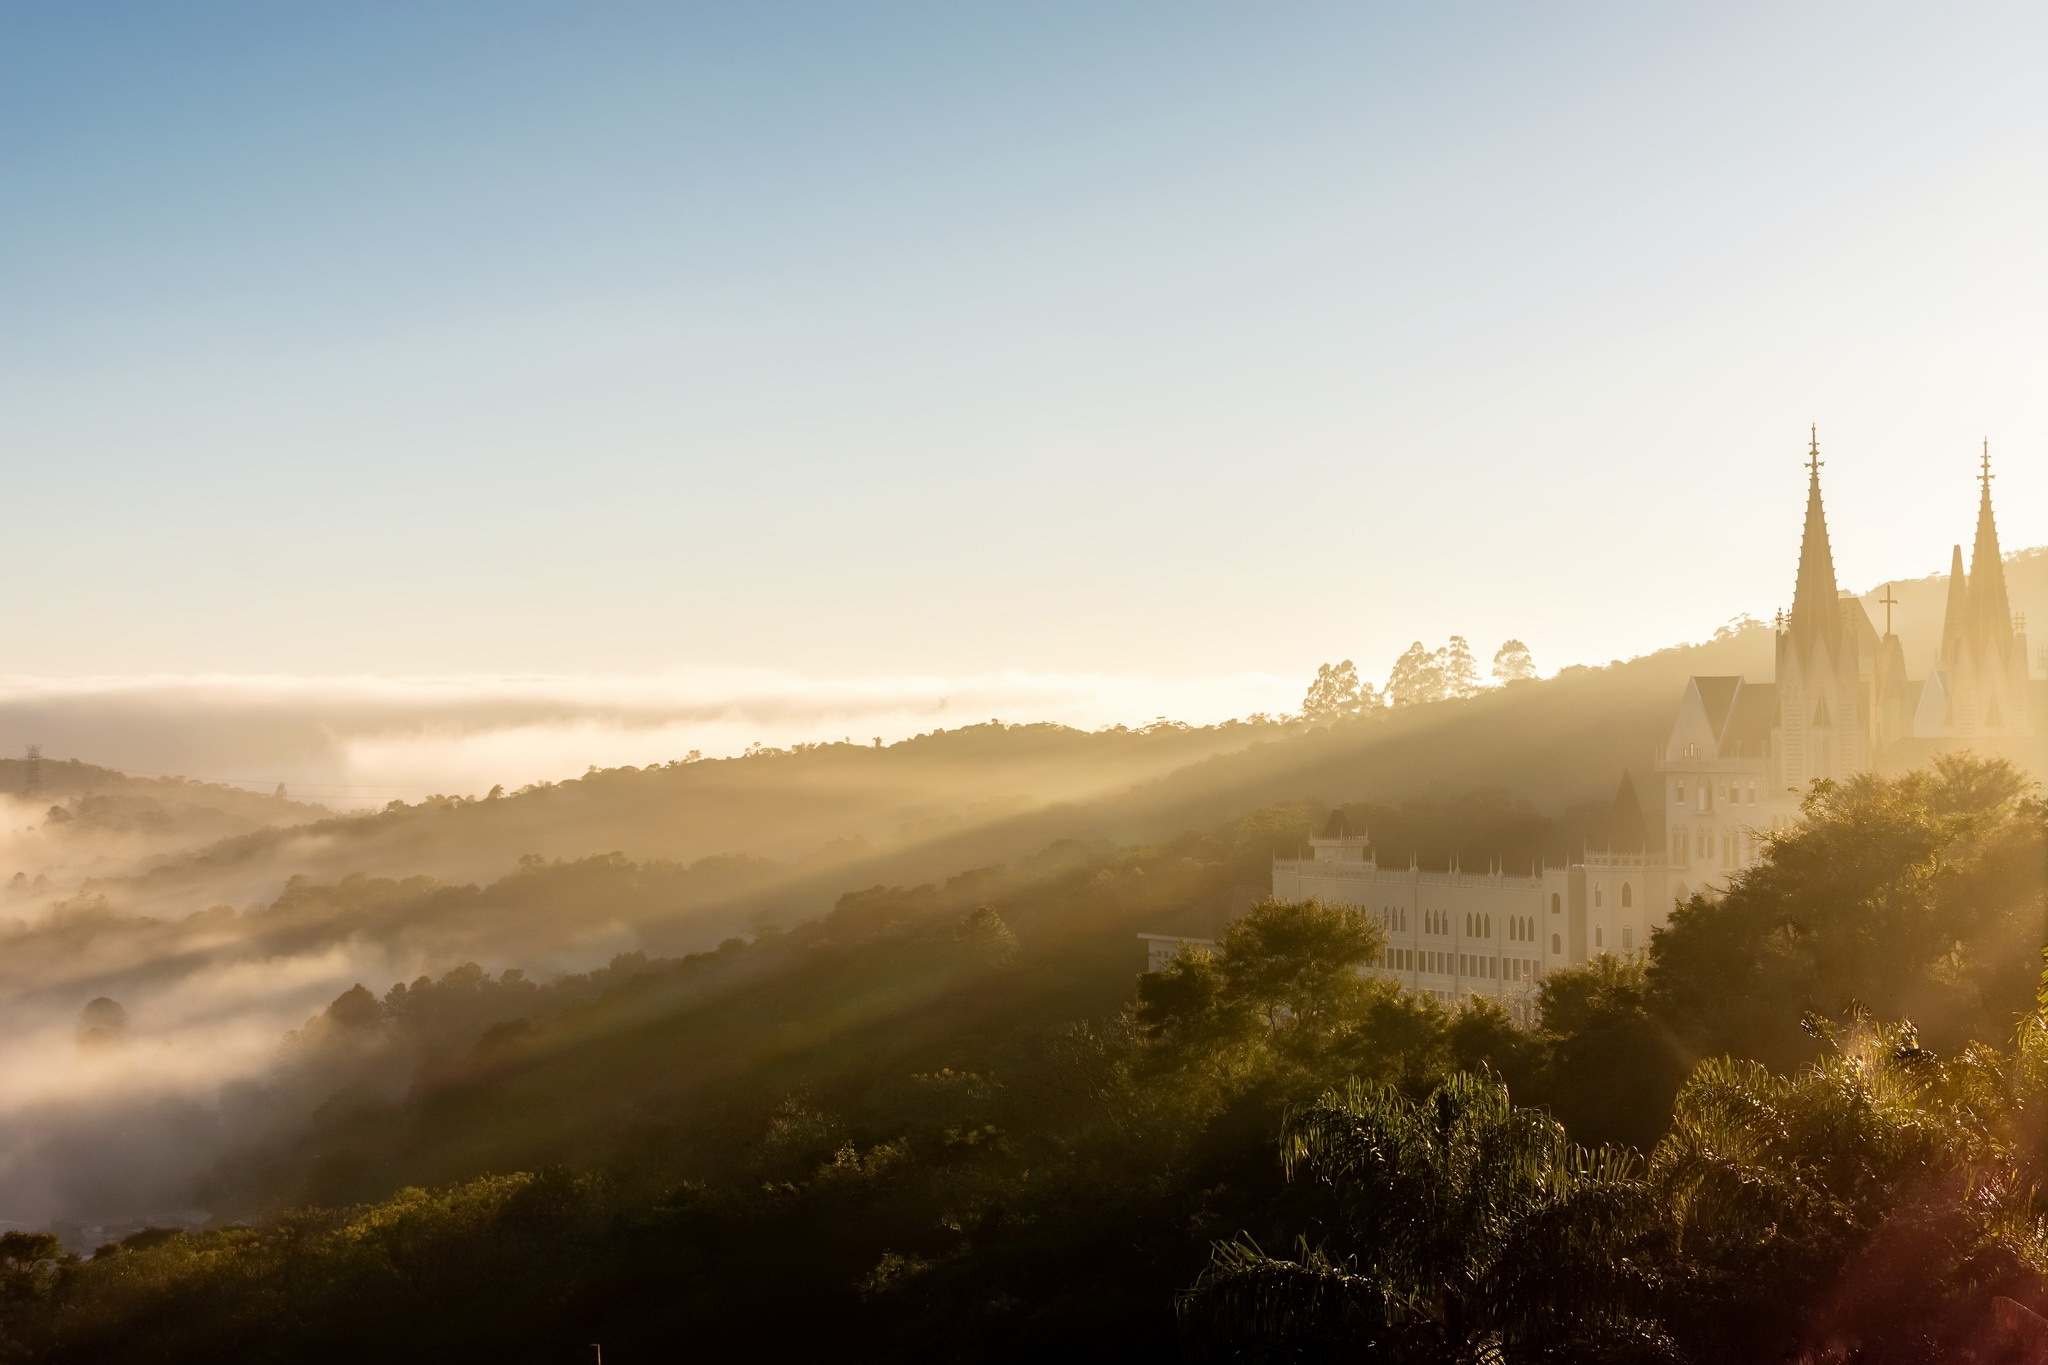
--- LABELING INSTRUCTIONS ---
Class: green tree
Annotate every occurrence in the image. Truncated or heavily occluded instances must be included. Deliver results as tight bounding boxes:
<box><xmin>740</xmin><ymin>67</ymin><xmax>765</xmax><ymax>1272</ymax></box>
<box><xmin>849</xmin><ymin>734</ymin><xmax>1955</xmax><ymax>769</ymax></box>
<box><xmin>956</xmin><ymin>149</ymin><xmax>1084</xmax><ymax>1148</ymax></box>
<box><xmin>1136</xmin><ymin>899</ymin><xmax>1386</xmax><ymax>1066</ymax></box>
<box><xmin>1650</xmin><ymin>1017</ymin><xmax>2048</xmax><ymax>1363</ymax></box>
<box><xmin>1532</xmin><ymin>955</ymin><xmax>1686</xmax><ymax>1149</ymax></box>
<box><xmin>1649</xmin><ymin>755</ymin><xmax>2044</xmax><ymax>1067</ymax></box>
<box><xmin>1182</xmin><ymin>1074</ymin><xmax>1670</xmax><ymax>1363</ymax></box>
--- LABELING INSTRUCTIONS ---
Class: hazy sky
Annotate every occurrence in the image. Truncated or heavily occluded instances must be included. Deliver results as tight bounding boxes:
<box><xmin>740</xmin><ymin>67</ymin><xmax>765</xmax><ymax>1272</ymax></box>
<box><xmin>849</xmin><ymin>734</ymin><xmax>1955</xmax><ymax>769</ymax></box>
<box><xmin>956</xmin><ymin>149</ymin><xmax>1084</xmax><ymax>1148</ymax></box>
<box><xmin>2</xmin><ymin>3</ymin><xmax>2043</xmax><ymax>696</ymax></box>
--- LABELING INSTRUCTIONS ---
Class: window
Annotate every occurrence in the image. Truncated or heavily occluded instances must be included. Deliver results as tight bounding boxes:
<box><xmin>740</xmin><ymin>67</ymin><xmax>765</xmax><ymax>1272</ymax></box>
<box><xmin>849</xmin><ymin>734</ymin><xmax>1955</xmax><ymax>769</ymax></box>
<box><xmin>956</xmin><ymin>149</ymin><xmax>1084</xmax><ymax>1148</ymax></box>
<box><xmin>1484</xmin><ymin>914</ymin><xmax>1491</xmax><ymax>938</ymax></box>
<box><xmin>1594</xmin><ymin>883</ymin><xmax>1604</xmax><ymax>907</ymax></box>
<box><xmin>1551</xmin><ymin>893</ymin><xmax>1561</xmax><ymax>915</ymax></box>
<box><xmin>1595</xmin><ymin>927</ymin><xmax>1604</xmax><ymax>949</ymax></box>
<box><xmin>1551</xmin><ymin>933</ymin><xmax>1561</xmax><ymax>954</ymax></box>
<box><xmin>1623</xmin><ymin>926</ymin><xmax>1634</xmax><ymax>951</ymax></box>
<box><xmin>1676</xmin><ymin>781</ymin><xmax>1686</xmax><ymax>803</ymax></box>
<box><xmin>1620</xmin><ymin>883</ymin><xmax>1633</xmax><ymax>908</ymax></box>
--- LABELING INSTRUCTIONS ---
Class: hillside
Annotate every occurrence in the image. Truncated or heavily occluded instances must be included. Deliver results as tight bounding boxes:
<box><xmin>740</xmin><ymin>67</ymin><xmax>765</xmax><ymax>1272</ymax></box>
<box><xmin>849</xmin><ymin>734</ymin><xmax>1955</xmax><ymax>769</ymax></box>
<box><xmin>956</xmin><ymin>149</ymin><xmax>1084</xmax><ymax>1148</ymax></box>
<box><xmin>57</xmin><ymin>623</ymin><xmax>1774</xmax><ymax>952</ymax></box>
<box><xmin>12</xmin><ymin>755</ymin><xmax>2041</xmax><ymax>1365</ymax></box>
<box><xmin>0</xmin><ymin>623</ymin><xmax>1789</xmax><ymax>1238</ymax></box>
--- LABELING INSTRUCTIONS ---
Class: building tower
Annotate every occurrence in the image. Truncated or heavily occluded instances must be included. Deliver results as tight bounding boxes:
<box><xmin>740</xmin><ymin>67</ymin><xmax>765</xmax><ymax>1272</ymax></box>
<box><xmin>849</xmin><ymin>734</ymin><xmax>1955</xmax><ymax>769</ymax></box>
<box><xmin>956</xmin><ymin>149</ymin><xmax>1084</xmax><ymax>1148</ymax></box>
<box><xmin>1771</xmin><ymin>428</ymin><xmax>1883</xmax><ymax>790</ymax></box>
<box><xmin>1916</xmin><ymin>444</ymin><xmax>2033</xmax><ymax>738</ymax></box>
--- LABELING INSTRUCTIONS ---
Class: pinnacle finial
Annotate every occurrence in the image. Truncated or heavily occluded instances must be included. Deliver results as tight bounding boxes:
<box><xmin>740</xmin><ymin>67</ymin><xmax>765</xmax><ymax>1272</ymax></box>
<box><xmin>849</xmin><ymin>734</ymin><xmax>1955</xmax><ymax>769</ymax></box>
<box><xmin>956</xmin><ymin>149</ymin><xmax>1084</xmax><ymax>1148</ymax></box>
<box><xmin>1807</xmin><ymin>425</ymin><xmax>1823</xmax><ymax>478</ymax></box>
<box><xmin>1981</xmin><ymin>438</ymin><xmax>1994</xmax><ymax>491</ymax></box>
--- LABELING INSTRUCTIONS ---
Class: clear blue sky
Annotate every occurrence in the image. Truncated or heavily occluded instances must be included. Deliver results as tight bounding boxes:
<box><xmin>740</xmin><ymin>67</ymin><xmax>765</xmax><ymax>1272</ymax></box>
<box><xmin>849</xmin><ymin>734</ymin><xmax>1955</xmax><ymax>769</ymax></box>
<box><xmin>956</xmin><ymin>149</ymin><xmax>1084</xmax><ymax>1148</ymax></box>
<box><xmin>1</xmin><ymin>2</ymin><xmax>2042</xmax><ymax>689</ymax></box>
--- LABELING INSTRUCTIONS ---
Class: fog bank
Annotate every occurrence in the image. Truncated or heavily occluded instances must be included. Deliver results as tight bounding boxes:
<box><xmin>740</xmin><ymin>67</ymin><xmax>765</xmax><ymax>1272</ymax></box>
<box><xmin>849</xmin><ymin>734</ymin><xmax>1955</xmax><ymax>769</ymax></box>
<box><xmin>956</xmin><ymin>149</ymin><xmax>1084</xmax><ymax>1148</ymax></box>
<box><xmin>0</xmin><ymin>669</ymin><xmax>1301</xmax><ymax>807</ymax></box>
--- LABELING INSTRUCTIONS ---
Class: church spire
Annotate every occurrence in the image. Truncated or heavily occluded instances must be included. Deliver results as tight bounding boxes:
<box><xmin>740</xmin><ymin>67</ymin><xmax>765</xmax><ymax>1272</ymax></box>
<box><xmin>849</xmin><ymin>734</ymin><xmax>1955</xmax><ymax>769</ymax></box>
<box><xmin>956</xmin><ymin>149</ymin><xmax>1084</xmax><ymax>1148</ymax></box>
<box><xmin>1786</xmin><ymin>426</ymin><xmax>1842</xmax><ymax>655</ymax></box>
<box><xmin>1969</xmin><ymin>440</ymin><xmax>2014</xmax><ymax>656</ymax></box>
<box><xmin>1939</xmin><ymin>543</ymin><xmax>1969</xmax><ymax>667</ymax></box>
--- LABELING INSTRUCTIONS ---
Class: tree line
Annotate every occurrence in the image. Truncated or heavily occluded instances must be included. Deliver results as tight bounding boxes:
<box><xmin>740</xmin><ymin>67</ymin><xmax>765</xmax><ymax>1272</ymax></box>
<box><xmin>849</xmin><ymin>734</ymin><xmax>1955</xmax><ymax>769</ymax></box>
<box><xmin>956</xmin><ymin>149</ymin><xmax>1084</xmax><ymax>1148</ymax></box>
<box><xmin>1303</xmin><ymin>638</ymin><xmax>1538</xmax><ymax>719</ymax></box>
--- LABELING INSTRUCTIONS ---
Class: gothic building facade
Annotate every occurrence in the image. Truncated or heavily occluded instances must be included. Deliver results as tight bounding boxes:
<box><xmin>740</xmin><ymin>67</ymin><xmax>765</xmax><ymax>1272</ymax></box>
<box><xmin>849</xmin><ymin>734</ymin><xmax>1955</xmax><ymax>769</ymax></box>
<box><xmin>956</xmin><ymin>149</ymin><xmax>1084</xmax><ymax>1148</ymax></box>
<box><xmin>1143</xmin><ymin>434</ymin><xmax>2037</xmax><ymax>1017</ymax></box>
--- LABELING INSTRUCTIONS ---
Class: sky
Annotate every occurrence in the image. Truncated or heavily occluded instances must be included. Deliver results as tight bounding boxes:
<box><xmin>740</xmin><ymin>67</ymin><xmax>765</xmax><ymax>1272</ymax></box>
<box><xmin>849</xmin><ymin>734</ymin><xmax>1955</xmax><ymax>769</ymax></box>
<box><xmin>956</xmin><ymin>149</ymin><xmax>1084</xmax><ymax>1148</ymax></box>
<box><xmin>0</xmin><ymin>2</ymin><xmax>2044</xmax><ymax>785</ymax></box>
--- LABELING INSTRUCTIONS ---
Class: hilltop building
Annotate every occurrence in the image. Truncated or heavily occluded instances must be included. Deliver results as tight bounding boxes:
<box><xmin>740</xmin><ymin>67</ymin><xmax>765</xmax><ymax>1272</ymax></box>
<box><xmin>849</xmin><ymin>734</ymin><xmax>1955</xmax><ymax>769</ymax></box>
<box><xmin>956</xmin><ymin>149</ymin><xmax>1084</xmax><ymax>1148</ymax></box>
<box><xmin>1141</xmin><ymin>433</ymin><xmax>2039</xmax><ymax>1018</ymax></box>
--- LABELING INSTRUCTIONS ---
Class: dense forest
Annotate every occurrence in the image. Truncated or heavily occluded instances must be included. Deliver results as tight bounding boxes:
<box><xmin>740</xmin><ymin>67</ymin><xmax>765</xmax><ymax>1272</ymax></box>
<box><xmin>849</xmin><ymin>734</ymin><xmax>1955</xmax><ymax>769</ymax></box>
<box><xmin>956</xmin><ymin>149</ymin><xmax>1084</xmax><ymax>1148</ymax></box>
<box><xmin>0</xmin><ymin>754</ymin><xmax>2041</xmax><ymax>1362</ymax></box>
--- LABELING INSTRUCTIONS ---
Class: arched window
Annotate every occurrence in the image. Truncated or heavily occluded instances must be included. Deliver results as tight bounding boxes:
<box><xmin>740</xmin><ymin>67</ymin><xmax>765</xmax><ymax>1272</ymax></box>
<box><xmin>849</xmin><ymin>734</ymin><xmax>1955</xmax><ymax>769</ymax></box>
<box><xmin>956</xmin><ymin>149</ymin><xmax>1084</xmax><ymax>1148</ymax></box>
<box><xmin>1620</xmin><ymin>883</ymin><xmax>1633</xmax><ymax>909</ymax></box>
<box><xmin>1550</xmin><ymin>893</ymin><xmax>1561</xmax><ymax>915</ymax></box>
<box><xmin>1594</xmin><ymin>883</ymin><xmax>1604</xmax><ymax>907</ymax></box>
<box><xmin>1595</xmin><ymin>927</ymin><xmax>1604</xmax><ymax>949</ymax></box>
<box><xmin>1551</xmin><ymin>933</ymin><xmax>1561</xmax><ymax>954</ymax></box>
<box><xmin>1676</xmin><ymin>781</ymin><xmax>1686</xmax><ymax>803</ymax></box>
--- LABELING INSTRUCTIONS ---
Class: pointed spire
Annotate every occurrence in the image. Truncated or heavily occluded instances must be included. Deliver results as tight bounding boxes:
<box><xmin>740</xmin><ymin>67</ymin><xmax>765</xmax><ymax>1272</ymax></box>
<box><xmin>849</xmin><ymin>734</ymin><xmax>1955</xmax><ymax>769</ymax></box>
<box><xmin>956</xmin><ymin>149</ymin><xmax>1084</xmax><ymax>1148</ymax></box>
<box><xmin>1939</xmin><ymin>544</ymin><xmax>1969</xmax><ymax>666</ymax></box>
<box><xmin>1608</xmin><ymin>770</ymin><xmax>1647</xmax><ymax>851</ymax></box>
<box><xmin>1787</xmin><ymin>426</ymin><xmax>1842</xmax><ymax>656</ymax></box>
<box><xmin>1969</xmin><ymin>440</ymin><xmax>2014</xmax><ymax>655</ymax></box>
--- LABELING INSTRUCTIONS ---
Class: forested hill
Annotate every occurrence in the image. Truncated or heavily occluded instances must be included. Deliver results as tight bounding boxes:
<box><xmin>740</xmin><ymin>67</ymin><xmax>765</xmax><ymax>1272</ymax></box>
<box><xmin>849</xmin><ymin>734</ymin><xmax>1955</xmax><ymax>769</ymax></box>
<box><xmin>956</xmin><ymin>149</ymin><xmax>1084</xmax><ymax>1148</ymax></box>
<box><xmin>83</xmin><ymin>623</ymin><xmax>1777</xmax><ymax>949</ymax></box>
<box><xmin>19</xmin><ymin>757</ymin><xmax>2043</xmax><ymax>1364</ymax></box>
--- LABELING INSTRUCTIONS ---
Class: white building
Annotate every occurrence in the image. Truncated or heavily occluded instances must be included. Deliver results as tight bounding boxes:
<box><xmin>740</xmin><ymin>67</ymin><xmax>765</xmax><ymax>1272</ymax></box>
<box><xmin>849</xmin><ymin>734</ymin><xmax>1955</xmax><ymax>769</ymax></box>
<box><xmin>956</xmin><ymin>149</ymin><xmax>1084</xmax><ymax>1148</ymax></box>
<box><xmin>1146</xmin><ymin>433</ymin><xmax>2038</xmax><ymax>1015</ymax></box>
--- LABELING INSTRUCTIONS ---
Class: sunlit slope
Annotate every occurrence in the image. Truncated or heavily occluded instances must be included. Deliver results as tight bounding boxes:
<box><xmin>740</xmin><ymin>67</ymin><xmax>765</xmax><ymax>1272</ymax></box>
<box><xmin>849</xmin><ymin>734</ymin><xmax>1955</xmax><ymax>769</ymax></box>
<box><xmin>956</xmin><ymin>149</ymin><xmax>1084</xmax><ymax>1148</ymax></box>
<box><xmin>94</xmin><ymin>721</ymin><xmax>1275</xmax><ymax>920</ymax></box>
<box><xmin>795</xmin><ymin>624</ymin><xmax>1780</xmax><ymax>895</ymax></box>
<box><xmin>0</xmin><ymin>757</ymin><xmax>320</xmax><ymax>900</ymax></box>
<box><xmin>64</xmin><ymin>627</ymin><xmax>1776</xmax><ymax>959</ymax></box>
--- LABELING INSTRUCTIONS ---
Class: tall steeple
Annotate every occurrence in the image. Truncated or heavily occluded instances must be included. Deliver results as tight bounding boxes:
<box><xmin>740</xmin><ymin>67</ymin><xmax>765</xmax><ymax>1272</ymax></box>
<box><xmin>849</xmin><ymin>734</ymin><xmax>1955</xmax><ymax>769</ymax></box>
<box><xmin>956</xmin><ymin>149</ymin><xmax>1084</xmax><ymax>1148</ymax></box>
<box><xmin>1786</xmin><ymin>426</ymin><xmax>1842</xmax><ymax>655</ymax></box>
<box><xmin>1968</xmin><ymin>440</ymin><xmax>2014</xmax><ymax>655</ymax></box>
<box><xmin>1939</xmin><ymin>543</ymin><xmax>1969</xmax><ymax>666</ymax></box>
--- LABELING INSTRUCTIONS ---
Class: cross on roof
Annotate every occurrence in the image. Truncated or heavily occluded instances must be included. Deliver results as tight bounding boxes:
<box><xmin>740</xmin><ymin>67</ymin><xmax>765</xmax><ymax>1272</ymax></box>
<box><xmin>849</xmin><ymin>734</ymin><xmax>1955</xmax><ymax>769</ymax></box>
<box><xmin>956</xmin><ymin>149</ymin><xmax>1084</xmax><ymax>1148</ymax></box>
<box><xmin>1807</xmin><ymin>425</ymin><xmax>1823</xmax><ymax>477</ymax></box>
<box><xmin>1878</xmin><ymin>583</ymin><xmax>1899</xmax><ymax>635</ymax></box>
<box><xmin>1981</xmin><ymin>438</ymin><xmax>1994</xmax><ymax>490</ymax></box>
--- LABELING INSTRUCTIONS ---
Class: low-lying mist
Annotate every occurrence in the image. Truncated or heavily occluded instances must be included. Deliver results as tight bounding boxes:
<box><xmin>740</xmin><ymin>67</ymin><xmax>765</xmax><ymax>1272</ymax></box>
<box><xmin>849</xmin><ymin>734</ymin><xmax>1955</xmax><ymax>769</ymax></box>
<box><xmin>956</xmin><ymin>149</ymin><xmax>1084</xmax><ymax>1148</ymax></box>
<box><xmin>0</xmin><ymin>668</ymin><xmax>1301</xmax><ymax>806</ymax></box>
<box><xmin>0</xmin><ymin>850</ymin><xmax>698</xmax><ymax>1240</ymax></box>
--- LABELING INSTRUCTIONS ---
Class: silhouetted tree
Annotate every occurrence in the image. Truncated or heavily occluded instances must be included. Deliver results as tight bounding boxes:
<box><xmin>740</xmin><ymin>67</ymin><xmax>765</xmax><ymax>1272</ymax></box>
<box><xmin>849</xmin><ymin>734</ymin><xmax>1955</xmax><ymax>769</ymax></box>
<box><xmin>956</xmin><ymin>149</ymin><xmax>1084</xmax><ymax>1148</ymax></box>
<box><xmin>1302</xmin><ymin>660</ymin><xmax>1381</xmax><ymax>720</ymax></box>
<box><xmin>1386</xmin><ymin>643</ymin><xmax>1446</xmax><ymax>707</ymax></box>
<box><xmin>1439</xmin><ymin>636</ymin><xmax>1482</xmax><ymax>699</ymax></box>
<box><xmin>1493</xmin><ymin>639</ymin><xmax>1537</xmax><ymax>684</ymax></box>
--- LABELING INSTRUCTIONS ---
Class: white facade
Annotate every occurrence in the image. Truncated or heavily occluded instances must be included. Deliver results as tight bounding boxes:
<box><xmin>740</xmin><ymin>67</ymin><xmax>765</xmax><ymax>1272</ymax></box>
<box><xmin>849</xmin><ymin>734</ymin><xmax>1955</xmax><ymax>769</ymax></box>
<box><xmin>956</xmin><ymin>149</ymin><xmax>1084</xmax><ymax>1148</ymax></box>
<box><xmin>1267</xmin><ymin>829</ymin><xmax>1667</xmax><ymax>1020</ymax></box>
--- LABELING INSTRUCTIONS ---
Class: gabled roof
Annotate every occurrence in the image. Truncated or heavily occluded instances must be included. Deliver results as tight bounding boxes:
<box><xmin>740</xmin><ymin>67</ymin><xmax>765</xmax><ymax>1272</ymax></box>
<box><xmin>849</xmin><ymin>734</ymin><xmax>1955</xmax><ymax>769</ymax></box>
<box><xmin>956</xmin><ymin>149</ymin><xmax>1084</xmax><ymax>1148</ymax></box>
<box><xmin>1693</xmin><ymin>676</ymin><xmax>1741</xmax><ymax>736</ymax></box>
<box><xmin>1720</xmin><ymin>682</ymin><xmax>1777</xmax><ymax>756</ymax></box>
